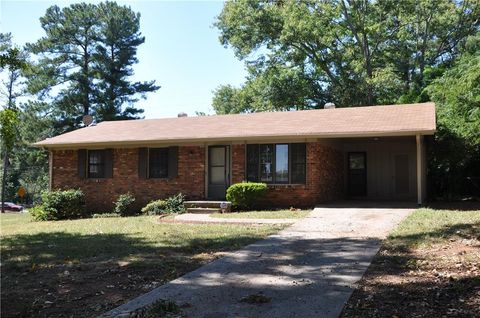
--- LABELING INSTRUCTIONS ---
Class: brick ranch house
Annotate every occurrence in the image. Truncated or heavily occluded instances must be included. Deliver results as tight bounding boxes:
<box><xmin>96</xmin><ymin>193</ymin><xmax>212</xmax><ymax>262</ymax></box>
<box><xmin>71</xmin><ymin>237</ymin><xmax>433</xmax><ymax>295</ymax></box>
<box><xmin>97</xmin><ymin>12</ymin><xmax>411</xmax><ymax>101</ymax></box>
<box><xmin>35</xmin><ymin>102</ymin><xmax>436</xmax><ymax>212</ymax></box>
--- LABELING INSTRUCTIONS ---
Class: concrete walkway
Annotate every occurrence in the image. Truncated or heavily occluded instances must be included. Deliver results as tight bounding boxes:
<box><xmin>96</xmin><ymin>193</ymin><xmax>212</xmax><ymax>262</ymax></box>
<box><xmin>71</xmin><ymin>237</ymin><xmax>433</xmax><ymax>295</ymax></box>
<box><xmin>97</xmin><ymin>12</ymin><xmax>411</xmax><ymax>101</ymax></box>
<box><xmin>171</xmin><ymin>213</ymin><xmax>297</xmax><ymax>224</ymax></box>
<box><xmin>100</xmin><ymin>205</ymin><xmax>412</xmax><ymax>318</ymax></box>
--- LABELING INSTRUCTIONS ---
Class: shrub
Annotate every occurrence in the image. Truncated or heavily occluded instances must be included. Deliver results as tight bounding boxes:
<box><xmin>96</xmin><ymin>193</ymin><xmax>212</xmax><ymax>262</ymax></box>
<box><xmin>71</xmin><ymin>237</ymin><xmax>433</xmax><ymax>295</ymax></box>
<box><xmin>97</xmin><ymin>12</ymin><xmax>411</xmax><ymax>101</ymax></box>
<box><xmin>164</xmin><ymin>193</ymin><xmax>185</xmax><ymax>213</ymax></box>
<box><xmin>226</xmin><ymin>182</ymin><xmax>268</xmax><ymax>210</ymax></box>
<box><xmin>30</xmin><ymin>189</ymin><xmax>87</xmax><ymax>221</ymax></box>
<box><xmin>114</xmin><ymin>193</ymin><xmax>136</xmax><ymax>216</ymax></box>
<box><xmin>141</xmin><ymin>199</ymin><xmax>168</xmax><ymax>215</ymax></box>
<box><xmin>29</xmin><ymin>205</ymin><xmax>50</xmax><ymax>221</ymax></box>
<box><xmin>141</xmin><ymin>193</ymin><xmax>185</xmax><ymax>215</ymax></box>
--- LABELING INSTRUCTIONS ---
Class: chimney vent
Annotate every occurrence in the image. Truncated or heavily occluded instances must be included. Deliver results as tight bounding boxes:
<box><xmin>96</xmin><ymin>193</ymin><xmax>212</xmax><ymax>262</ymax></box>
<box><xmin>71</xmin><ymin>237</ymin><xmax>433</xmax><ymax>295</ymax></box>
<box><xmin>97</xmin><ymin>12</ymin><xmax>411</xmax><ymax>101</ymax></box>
<box><xmin>178</xmin><ymin>112</ymin><xmax>188</xmax><ymax>118</ymax></box>
<box><xmin>324</xmin><ymin>102</ymin><xmax>335</xmax><ymax>109</ymax></box>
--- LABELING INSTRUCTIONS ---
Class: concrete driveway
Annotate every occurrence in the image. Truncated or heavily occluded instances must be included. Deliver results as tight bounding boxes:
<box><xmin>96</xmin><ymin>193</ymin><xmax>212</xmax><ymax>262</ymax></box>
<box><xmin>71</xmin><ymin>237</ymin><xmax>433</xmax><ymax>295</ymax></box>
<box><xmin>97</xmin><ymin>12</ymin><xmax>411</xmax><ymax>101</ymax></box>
<box><xmin>100</xmin><ymin>204</ymin><xmax>413</xmax><ymax>318</ymax></box>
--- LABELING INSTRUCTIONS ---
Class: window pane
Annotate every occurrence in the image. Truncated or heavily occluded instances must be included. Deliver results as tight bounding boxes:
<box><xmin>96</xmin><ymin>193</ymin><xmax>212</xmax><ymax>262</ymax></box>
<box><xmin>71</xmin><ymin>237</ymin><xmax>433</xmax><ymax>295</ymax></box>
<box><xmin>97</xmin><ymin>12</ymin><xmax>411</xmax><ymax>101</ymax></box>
<box><xmin>88</xmin><ymin>150</ymin><xmax>105</xmax><ymax>178</ymax></box>
<box><xmin>246</xmin><ymin>145</ymin><xmax>259</xmax><ymax>182</ymax></box>
<box><xmin>210</xmin><ymin>166</ymin><xmax>225</xmax><ymax>184</ymax></box>
<box><xmin>349</xmin><ymin>153</ymin><xmax>365</xmax><ymax>170</ymax></box>
<box><xmin>291</xmin><ymin>143</ymin><xmax>306</xmax><ymax>183</ymax></box>
<box><xmin>275</xmin><ymin>144</ymin><xmax>289</xmax><ymax>183</ymax></box>
<box><xmin>210</xmin><ymin>147</ymin><xmax>225</xmax><ymax>166</ymax></box>
<box><xmin>149</xmin><ymin>148</ymin><xmax>168</xmax><ymax>178</ymax></box>
<box><xmin>259</xmin><ymin>144</ymin><xmax>273</xmax><ymax>182</ymax></box>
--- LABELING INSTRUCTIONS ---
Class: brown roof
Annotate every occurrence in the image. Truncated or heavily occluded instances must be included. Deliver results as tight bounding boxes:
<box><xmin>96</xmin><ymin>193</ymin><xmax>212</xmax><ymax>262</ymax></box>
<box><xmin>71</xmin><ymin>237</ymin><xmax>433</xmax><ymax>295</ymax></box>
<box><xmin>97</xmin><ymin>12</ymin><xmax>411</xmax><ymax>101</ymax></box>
<box><xmin>35</xmin><ymin>102</ymin><xmax>436</xmax><ymax>148</ymax></box>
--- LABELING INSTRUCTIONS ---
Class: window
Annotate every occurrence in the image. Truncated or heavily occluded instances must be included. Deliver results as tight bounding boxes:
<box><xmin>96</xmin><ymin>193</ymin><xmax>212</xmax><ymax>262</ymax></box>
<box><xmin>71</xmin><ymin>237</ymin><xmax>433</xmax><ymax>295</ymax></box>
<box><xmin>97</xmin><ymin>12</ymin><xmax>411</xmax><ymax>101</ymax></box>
<box><xmin>246</xmin><ymin>143</ymin><xmax>306</xmax><ymax>184</ymax></box>
<box><xmin>149</xmin><ymin>148</ymin><xmax>168</xmax><ymax>178</ymax></box>
<box><xmin>88</xmin><ymin>150</ymin><xmax>106</xmax><ymax>178</ymax></box>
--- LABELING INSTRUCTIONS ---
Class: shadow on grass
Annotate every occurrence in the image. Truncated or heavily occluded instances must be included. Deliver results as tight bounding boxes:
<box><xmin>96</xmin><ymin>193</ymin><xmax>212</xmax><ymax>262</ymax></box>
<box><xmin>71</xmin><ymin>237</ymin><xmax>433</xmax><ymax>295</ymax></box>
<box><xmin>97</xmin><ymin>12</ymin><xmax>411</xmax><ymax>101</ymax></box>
<box><xmin>342</xmin><ymin>221</ymin><xmax>480</xmax><ymax>317</ymax></box>
<box><xmin>1</xmin><ymin>230</ymin><xmax>273</xmax><ymax>318</ymax></box>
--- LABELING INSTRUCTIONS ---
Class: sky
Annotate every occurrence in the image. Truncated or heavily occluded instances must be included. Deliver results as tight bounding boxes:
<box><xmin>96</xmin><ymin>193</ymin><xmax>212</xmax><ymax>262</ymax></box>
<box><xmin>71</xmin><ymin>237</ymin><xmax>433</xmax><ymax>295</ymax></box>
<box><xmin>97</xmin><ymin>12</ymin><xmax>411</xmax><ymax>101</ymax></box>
<box><xmin>0</xmin><ymin>0</ymin><xmax>247</xmax><ymax>119</ymax></box>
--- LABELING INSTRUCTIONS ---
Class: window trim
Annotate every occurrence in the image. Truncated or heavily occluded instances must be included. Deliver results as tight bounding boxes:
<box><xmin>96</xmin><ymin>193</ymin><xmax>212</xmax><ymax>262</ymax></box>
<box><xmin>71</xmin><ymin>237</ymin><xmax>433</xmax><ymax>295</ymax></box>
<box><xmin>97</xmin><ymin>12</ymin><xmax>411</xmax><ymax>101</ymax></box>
<box><xmin>87</xmin><ymin>149</ymin><xmax>106</xmax><ymax>179</ymax></box>
<box><xmin>148</xmin><ymin>147</ymin><xmax>169</xmax><ymax>179</ymax></box>
<box><xmin>245</xmin><ymin>143</ymin><xmax>306</xmax><ymax>185</ymax></box>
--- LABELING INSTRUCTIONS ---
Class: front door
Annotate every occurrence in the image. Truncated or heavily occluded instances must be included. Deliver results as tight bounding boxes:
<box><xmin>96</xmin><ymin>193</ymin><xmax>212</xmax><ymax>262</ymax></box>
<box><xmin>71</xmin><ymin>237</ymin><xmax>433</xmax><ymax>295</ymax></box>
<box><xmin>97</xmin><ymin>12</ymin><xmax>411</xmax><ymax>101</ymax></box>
<box><xmin>208</xmin><ymin>146</ymin><xmax>230</xmax><ymax>199</ymax></box>
<box><xmin>348</xmin><ymin>152</ymin><xmax>367</xmax><ymax>197</ymax></box>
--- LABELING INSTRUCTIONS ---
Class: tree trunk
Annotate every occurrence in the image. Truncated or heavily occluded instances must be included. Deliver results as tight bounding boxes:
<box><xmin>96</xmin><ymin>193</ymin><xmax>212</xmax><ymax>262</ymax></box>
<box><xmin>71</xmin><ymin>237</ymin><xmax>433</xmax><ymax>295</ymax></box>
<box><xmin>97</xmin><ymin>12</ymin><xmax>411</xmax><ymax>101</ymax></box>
<box><xmin>1</xmin><ymin>150</ymin><xmax>8</xmax><ymax>213</ymax></box>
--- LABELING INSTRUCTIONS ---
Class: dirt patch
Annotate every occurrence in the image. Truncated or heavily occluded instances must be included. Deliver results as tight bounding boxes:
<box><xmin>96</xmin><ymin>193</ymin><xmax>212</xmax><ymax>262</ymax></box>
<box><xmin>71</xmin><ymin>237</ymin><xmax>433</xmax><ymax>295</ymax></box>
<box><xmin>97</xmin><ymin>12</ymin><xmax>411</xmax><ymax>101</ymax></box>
<box><xmin>342</xmin><ymin>238</ymin><xmax>480</xmax><ymax>317</ymax></box>
<box><xmin>1</xmin><ymin>253</ymin><xmax>226</xmax><ymax>318</ymax></box>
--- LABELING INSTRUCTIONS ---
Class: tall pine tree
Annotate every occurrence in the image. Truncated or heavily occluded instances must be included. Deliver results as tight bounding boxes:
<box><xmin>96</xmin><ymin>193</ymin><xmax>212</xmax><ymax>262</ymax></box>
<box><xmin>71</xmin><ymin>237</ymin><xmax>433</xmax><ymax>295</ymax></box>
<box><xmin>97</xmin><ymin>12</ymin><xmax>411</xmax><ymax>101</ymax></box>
<box><xmin>94</xmin><ymin>1</ymin><xmax>159</xmax><ymax>121</ymax></box>
<box><xmin>27</xmin><ymin>2</ymin><xmax>159</xmax><ymax>130</ymax></box>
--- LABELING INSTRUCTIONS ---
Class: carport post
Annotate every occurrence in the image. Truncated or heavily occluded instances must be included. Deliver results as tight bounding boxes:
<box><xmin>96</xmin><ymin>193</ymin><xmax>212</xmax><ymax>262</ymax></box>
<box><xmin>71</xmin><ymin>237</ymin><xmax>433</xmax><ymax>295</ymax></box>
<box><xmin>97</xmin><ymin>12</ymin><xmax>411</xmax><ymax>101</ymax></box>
<box><xmin>416</xmin><ymin>134</ymin><xmax>423</xmax><ymax>206</ymax></box>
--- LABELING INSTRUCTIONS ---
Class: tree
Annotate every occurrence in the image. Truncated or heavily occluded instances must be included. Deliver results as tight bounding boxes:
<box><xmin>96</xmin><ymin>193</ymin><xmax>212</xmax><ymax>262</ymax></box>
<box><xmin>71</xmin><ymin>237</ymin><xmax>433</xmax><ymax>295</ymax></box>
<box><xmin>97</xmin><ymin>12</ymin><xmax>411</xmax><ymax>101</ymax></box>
<box><xmin>28</xmin><ymin>2</ymin><xmax>159</xmax><ymax>130</ymax></box>
<box><xmin>0</xmin><ymin>33</ymin><xmax>28</xmax><ymax>212</ymax></box>
<box><xmin>213</xmin><ymin>0</ymin><xmax>480</xmax><ymax>112</ymax></box>
<box><xmin>0</xmin><ymin>109</ymin><xmax>19</xmax><ymax>212</ymax></box>
<box><xmin>426</xmin><ymin>34</ymin><xmax>480</xmax><ymax>198</ymax></box>
<box><xmin>28</xmin><ymin>3</ymin><xmax>100</xmax><ymax>130</ymax></box>
<box><xmin>93</xmin><ymin>1</ymin><xmax>159</xmax><ymax>121</ymax></box>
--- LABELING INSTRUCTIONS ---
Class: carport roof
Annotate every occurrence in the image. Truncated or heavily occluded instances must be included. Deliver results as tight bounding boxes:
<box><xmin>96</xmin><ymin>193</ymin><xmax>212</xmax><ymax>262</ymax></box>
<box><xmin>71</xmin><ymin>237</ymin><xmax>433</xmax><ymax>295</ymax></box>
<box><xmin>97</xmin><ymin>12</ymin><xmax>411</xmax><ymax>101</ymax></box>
<box><xmin>35</xmin><ymin>102</ymin><xmax>436</xmax><ymax>148</ymax></box>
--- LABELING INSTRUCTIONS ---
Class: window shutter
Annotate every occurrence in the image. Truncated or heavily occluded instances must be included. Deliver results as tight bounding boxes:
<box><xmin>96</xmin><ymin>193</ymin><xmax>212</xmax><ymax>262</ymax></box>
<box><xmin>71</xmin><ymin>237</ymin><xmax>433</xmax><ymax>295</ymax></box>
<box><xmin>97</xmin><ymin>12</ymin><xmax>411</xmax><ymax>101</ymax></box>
<box><xmin>138</xmin><ymin>148</ymin><xmax>148</xmax><ymax>179</ymax></box>
<box><xmin>104</xmin><ymin>149</ymin><xmax>114</xmax><ymax>178</ymax></box>
<box><xmin>168</xmin><ymin>146</ymin><xmax>178</xmax><ymax>178</ymax></box>
<box><xmin>78</xmin><ymin>149</ymin><xmax>87</xmax><ymax>179</ymax></box>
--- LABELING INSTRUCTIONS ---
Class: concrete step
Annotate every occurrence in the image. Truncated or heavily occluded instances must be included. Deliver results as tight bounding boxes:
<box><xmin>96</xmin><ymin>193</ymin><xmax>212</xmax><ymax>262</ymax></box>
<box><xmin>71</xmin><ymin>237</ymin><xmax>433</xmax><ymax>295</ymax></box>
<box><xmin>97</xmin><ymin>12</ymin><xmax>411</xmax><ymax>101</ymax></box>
<box><xmin>184</xmin><ymin>201</ymin><xmax>231</xmax><ymax>212</ymax></box>
<box><xmin>186</xmin><ymin>207</ymin><xmax>222</xmax><ymax>214</ymax></box>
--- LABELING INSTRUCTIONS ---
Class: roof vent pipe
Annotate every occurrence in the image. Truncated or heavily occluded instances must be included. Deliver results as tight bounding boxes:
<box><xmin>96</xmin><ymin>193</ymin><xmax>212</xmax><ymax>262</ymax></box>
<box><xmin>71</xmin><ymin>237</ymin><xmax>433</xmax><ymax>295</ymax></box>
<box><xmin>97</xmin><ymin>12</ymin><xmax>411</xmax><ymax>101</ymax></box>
<box><xmin>324</xmin><ymin>102</ymin><xmax>335</xmax><ymax>109</ymax></box>
<box><xmin>178</xmin><ymin>112</ymin><xmax>188</xmax><ymax>117</ymax></box>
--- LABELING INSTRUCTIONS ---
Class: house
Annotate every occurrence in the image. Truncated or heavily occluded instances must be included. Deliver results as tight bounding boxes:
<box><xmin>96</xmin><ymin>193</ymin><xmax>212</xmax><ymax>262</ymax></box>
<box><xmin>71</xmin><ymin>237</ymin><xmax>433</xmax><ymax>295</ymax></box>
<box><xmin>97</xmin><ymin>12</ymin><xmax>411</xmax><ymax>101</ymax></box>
<box><xmin>35</xmin><ymin>102</ymin><xmax>436</xmax><ymax>212</ymax></box>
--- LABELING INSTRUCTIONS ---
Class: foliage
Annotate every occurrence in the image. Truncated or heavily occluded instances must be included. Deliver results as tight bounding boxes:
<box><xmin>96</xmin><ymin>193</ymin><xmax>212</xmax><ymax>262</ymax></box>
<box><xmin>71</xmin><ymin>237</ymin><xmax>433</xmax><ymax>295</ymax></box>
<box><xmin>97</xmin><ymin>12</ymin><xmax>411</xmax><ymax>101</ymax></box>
<box><xmin>141</xmin><ymin>199</ymin><xmax>168</xmax><ymax>215</ymax></box>
<box><xmin>113</xmin><ymin>192</ymin><xmax>136</xmax><ymax>216</ymax></box>
<box><xmin>27</xmin><ymin>2</ymin><xmax>159</xmax><ymax>131</ymax></box>
<box><xmin>213</xmin><ymin>0</ymin><xmax>480</xmax><ymax>112</ymax></box>
<box><xmin>164</xmin><ymin>193</ymin><xmax>185</xmax><ymax>213</ymax></box>
<box><xmin>0</xmin><ymin>109</ymin><xmax>18</xmax><ymax>151</ymax></box>
<box><xmin>142</xmin><ymin>193</ymin><xmax>186</xmax><ymax>215</ymax></box>
<box><xmin>426</xmin><ymin>34</ymin><xmax>480</xmax><ymax>198</ymax></box>
<box><xmin>31</xmin><ymin>189</ymin><xmax>87</xmax><ymax>221</ymax></box>
<box><xmin>226</xmin><ymin>182</ymin><xmax>268</xmax><ymax>210</ymax></box>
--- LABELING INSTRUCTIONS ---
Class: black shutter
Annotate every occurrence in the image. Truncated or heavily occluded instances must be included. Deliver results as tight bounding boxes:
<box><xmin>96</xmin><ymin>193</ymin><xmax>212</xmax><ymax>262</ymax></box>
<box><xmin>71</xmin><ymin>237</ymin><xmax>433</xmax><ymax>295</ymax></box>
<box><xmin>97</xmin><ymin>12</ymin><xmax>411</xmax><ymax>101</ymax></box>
<box><xmin>168</xmin><ymin>146</ymin><xmax>178</xmax><ymax>178</ymax></box>
<box><xmin>104</xmin><ymin>149</ymin><xmax>113</xmax><ymax>178</ymax></box>
<box><xmin>138</xmin><ymin>148</ymin><xmax>148</xmax><ymax>179</ymax></box>
<box><xmin>78</xmin><ymin>149</ymin><xmax>87</xmax><ymax>179</ymax></box>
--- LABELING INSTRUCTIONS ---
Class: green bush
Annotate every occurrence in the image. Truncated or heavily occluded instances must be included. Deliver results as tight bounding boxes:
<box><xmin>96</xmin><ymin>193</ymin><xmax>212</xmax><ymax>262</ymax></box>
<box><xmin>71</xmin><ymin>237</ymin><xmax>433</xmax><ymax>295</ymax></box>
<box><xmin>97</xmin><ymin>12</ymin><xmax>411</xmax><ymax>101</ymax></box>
<box><xmin>114</xmin><ymin>192</ymin><xmax>136</xmax><ymax>216</ymax></box>
<box><xmin>141</xmin><ymin>199</ymin><xmax>168</xmax><ymax>215</ymax></box>
<box><xmin>226</xmin><ymin>182</ymin><xmax>268</xmax><ymax>210</ymax></box>
<box><xmin>30</xmin><ymin>189</ymin><xmax>87</xmax><ymax>221</ymax></box>
<box><xmin>164</xmin><ymin>193</ymin><xmax>185</xmax><ymax>213</ymax></box>
<box><xmin>141</xmin><ymin>193</ymin><xmax>185</xmax><ymax>215</ymax></box>
<box><xmin>29</xmin><ymin>205</ymin><xmax>49</xmax><ymax>221</ymax></box>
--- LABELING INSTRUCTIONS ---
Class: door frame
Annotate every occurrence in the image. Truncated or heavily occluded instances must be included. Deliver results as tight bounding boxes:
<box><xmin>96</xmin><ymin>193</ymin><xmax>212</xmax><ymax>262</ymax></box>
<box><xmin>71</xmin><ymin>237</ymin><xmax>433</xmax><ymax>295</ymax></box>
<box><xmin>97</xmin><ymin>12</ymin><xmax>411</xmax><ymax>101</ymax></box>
<box><xmin>347</xmin><ymin>151</ymin><xmax>367</xmax><ymax>197</ymax></box>
<box><xmin>206</xmin><ymin>145</ymin><xmax>231</xmax><ymax>199</ymax></box>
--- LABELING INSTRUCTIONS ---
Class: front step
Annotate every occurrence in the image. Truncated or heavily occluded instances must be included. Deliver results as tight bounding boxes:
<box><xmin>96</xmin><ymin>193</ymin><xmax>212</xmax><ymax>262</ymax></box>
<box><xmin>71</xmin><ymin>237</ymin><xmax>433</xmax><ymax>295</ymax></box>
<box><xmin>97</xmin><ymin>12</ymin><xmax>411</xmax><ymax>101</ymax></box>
<box><xmin>186</xmin><ymin>207</ymin><xmax>222</xmax><ymax>214</ymax></box>
<box><xmin>184</xmin><ymin>201</ymin><xmax>232</xmax><ymax>213</ymax></box>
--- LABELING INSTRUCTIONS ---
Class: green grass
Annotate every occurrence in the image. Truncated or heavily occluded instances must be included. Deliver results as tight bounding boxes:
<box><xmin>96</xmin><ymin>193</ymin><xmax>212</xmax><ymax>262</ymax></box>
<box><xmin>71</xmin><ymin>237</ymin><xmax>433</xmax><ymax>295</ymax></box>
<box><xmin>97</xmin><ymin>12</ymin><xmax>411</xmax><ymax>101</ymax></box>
<box><xmin>1</xmin><ymin>213</ymin><xmax>285</xmax><ymax>317</ymax></box>
<box><xmin>211</xmin><ymin>209</ymin><xmax>310</xmax><ymax>219</ymax></box>
<box><xmin>0</xmin><ymin>213</ymin><xmax>284</xmax><ymax>268</ymax></box>
<box><xmin>388</xmin><ymin>208</ymin><xmax>480</xmax><ymax>246</ymax></box>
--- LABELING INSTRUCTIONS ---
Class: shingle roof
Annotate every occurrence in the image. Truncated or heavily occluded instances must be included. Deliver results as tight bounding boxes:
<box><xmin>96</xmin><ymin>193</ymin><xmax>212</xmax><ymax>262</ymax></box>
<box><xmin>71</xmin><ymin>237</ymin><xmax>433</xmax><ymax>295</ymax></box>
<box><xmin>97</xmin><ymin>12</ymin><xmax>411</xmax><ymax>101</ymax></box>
<box><xmin>35</xmin><ymin>102</ymin><xmax>436</xmax><ymax>148</ymax></box>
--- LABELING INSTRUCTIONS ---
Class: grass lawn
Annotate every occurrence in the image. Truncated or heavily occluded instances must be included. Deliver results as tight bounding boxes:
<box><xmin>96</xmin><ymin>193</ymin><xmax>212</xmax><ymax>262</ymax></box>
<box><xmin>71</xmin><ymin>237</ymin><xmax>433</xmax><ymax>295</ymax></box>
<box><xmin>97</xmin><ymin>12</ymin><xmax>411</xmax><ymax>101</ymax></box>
<box><xmin>342</xmin><ymin>208</ymin><xmax>480</xmax><ymax>317</ymax></box>
<box><xmin>0</xmin><ymin>213</ymin><xmax>284</xmax><ymax>318</ymax></box>
<box><xmin>211</xmin><ymin>209</ymin><xmax>310</xmax><ymax>219</ymax></box>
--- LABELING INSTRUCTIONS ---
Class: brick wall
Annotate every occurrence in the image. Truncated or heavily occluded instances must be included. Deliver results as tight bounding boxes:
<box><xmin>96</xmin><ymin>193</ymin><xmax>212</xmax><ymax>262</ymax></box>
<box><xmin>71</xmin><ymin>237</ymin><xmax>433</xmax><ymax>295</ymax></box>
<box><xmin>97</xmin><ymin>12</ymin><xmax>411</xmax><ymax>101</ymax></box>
<box><xmin>51</xmin><ymin>146</ymin><xmax>205</xmax><ymax>213</ymax></box>
<box><xmin>230</xmin><ymin>142</ymin><xmax>344</xmax><ymax>207</ymax></box>
<box><xmin>51</xmin><ymin>142</ymin><xmax>344</xmax><ymax>212</ymax></box>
